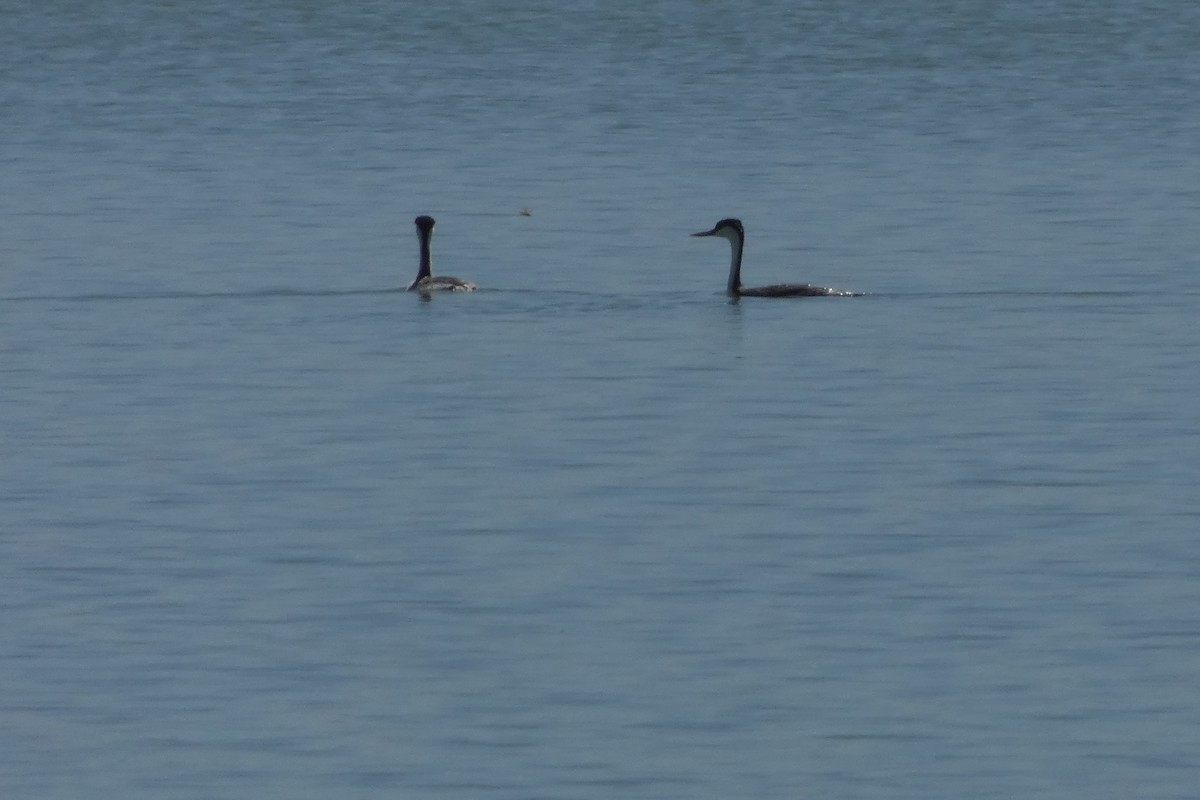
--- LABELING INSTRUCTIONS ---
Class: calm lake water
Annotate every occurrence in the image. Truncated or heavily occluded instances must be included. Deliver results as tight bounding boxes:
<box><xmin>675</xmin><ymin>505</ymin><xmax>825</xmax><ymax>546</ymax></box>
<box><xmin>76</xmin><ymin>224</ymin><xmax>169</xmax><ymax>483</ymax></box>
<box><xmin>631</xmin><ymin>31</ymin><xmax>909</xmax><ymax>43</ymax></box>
<box><xmin>3</xmin><ymin>1</ymin><xmax>1199</xmax><ymax>797</ymax></box>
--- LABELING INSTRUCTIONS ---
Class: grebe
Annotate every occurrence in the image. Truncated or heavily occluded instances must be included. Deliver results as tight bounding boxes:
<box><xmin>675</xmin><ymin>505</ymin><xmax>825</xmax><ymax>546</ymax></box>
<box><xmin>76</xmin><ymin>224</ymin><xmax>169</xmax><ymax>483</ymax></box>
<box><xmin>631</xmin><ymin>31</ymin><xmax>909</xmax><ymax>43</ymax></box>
<box><xmin>692</xmin><ymin>218</ymin><xmax>859</xmax><ymax>298</ymax></box>
<box><xmin>407</xmin><ymin>215</ymin><xmax>477</xmax><ymax>292</ymax></box>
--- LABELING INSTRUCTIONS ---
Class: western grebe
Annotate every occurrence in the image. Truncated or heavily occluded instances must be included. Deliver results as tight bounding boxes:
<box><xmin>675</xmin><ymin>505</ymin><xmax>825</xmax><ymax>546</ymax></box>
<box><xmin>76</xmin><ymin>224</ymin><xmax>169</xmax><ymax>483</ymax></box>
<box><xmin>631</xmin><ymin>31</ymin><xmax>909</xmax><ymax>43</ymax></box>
<box><xmin>692</xmin><ymin>218</ymin><xmax>859</xmax><ymax>298</ymax></box>
<box><xmin>407</xmin><ymin>215</ymin><xmax>477</xmax><ymax>292</ymax></box>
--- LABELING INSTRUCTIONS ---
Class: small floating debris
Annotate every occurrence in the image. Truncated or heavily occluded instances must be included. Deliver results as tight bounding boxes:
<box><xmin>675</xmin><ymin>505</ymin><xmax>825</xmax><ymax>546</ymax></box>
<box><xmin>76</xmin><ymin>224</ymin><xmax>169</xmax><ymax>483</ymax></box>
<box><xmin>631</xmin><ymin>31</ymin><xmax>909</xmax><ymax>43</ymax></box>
<box><xmin>520</xmin><ymin>208</ymin><xmax>532</xmax><ymax>216</ymax></box>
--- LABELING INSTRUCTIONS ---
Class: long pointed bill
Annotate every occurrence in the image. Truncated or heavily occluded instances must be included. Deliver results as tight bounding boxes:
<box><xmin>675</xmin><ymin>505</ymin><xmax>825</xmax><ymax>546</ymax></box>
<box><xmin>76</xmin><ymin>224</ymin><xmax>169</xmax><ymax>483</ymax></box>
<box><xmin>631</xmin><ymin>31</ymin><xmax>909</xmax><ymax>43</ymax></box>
<box><xmin>691</xmin><ymin>229</ymin><xmax>716</xmax><ymax>237</ymax></box>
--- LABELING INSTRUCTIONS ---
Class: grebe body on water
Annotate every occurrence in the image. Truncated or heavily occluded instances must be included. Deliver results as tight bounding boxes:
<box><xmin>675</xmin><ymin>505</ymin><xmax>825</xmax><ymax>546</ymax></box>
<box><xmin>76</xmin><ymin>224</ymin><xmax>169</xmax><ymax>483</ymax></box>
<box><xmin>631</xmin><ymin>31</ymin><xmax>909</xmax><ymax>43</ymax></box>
<box><xmin>407</xmin><ymin>215</ymin><xmax>477</xmax><ymax>292</ymax></box>
<box><xmin>692</xmin><ymin>218</ymin><xmax>859</xmax><ymax>298</ymax></box>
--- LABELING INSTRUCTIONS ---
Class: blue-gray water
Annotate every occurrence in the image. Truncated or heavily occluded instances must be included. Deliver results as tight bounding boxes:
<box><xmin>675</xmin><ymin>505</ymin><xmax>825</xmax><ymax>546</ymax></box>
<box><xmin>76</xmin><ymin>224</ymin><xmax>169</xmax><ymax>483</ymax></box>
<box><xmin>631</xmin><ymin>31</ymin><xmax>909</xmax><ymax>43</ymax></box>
<box><xmin>3</xmin><ymin>2</ymin><xmax>1199</xmax><ymax>797</ymax></box>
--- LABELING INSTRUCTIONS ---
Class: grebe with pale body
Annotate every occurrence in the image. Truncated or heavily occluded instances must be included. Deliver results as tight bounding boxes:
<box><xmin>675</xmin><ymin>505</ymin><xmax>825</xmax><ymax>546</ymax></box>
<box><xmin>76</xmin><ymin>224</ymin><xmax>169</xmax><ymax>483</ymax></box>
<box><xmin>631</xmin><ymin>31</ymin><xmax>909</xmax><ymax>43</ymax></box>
<box><xmin>692</xmin><ymin>218</ymin><xmax>859</xmax><ymax>298</ymax></box>
<box><xmin>407</xmin><ymin>215</ymin><xmax>477</xmax><ymax>293</ymax></box>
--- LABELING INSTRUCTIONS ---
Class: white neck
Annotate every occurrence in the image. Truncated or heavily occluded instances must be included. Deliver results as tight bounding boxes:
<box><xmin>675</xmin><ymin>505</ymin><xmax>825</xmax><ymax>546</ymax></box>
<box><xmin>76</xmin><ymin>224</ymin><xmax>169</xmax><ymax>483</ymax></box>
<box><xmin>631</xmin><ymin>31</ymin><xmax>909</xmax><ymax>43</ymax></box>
<box><xmin>716</xmin><ymin>227</ymin><xmax>744</xmax><ymax>295</ymax></box>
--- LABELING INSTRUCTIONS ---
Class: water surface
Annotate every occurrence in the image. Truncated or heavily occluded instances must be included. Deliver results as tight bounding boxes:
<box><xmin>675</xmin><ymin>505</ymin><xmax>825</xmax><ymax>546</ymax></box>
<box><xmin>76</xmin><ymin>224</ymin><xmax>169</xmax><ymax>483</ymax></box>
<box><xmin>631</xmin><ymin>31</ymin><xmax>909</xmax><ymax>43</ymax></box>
<box><xmin>3</xmin><ymin>2</ymin><xmax>1199</xmax><ymax>798</ymax></box>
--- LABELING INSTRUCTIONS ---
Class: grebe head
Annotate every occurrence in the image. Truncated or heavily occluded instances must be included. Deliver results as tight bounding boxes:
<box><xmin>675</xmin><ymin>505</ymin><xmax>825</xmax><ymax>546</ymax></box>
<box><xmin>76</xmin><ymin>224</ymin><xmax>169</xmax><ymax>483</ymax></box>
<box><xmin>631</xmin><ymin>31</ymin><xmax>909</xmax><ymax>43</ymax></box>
<box><xmin>692</xmin><ymin>218</ymin><xmax>744</xmax><ymax>243</ymax></box>
<box><xmin>415</xmin><ymin>215</ymin><xmax>436</xmax><ymax>235</ymax></box>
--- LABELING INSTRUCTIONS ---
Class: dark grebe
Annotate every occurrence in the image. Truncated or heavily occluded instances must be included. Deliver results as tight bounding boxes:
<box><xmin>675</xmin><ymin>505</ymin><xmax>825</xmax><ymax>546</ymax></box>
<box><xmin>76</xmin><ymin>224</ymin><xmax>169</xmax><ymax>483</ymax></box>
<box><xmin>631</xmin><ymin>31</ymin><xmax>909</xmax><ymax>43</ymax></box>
<box><xmin>407</xmin><ymin>215</ymin><xmax>477</xmax><ymax>293</ymax></box>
